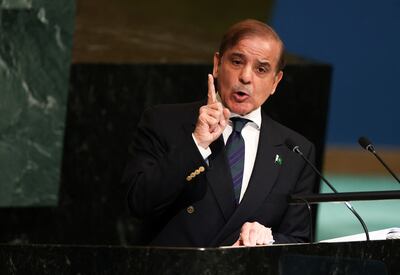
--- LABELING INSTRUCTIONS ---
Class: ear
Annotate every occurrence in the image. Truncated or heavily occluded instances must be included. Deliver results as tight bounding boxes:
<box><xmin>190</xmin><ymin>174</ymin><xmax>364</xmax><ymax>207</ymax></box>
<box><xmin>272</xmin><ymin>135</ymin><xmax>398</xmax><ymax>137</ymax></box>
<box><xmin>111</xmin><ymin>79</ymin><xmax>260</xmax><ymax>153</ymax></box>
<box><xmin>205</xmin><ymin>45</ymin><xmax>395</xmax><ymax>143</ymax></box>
<box><xmin>212</xmin><ymin>52</ymin><xmax>221</xmax><ymax>78</ymax></box>
<box><xmin>271</xmin><ymin>70</ymin><xmax>283</xmax><ymax>95</ymax></box>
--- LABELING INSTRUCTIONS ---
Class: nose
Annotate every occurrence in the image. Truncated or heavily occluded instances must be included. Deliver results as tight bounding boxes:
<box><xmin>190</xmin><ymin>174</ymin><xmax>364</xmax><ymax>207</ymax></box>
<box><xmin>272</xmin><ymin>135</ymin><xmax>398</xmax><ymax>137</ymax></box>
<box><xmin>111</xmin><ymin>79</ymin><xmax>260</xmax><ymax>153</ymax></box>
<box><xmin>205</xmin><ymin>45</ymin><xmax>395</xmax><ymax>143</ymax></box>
<box><xmin>239</xmin><ymin>65</ymin><xmax>252</xmax><ymax>84</ymax></box>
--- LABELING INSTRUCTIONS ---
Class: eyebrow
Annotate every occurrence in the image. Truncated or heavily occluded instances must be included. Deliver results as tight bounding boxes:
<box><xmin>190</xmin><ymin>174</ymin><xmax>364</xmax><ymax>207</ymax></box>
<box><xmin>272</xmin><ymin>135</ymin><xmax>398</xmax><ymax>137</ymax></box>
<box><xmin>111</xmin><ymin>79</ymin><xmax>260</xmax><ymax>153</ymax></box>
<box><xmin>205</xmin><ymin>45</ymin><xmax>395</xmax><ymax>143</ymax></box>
<box><xmin>258</xmin><ymin>61</ymin><xmax>271</xmax><ymax>68</ymax></box>
<box><xmin>229</xmin><ymin>52</ymin><xmax>271</xmax><ymax>66</ymax></box>
<box><xmin>229</xmin><ymin>52</ymin><xmax>246</xmax><ymax>59</ymax></box>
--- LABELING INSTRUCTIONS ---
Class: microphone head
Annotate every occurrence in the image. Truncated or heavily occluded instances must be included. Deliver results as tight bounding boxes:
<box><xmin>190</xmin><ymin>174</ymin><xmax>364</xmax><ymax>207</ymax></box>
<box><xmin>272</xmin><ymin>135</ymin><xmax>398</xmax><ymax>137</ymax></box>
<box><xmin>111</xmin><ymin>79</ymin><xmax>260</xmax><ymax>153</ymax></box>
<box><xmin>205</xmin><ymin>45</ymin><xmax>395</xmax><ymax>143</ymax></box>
<box><xmin>358</xmin><ymin>136</ymin><xmax>375</xmax><ymax>152</ymax></box>
<box><xmin>284</xmin><ymin>138</ymin><xmax>297</xmax><ymax>152</ymax></box>
<box><xmin>358</xmin><ymin>136</ymin><xmax>371</xmax><ymax>149</ymax></box>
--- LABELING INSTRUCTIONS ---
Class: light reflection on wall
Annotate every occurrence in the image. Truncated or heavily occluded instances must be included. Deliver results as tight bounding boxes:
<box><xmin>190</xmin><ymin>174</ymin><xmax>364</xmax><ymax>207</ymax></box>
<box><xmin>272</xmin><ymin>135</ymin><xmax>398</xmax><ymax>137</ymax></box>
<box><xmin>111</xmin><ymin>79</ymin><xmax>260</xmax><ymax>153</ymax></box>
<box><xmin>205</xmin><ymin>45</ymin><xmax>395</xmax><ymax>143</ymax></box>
<box><xmin>73</xmin><ymin>0</ymin><xmax>274</xmax><ymax>63</ymax></box>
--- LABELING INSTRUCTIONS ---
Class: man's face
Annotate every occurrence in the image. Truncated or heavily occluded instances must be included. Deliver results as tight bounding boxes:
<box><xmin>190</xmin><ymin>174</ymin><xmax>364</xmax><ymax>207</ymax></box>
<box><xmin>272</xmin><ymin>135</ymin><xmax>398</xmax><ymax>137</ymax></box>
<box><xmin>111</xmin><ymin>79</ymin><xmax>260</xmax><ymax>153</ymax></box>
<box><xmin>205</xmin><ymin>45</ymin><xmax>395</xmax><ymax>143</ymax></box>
<box><xmin>213</xmin><ymin>35</ymin><xmax>283</xmax><ymax>115</ymax></box>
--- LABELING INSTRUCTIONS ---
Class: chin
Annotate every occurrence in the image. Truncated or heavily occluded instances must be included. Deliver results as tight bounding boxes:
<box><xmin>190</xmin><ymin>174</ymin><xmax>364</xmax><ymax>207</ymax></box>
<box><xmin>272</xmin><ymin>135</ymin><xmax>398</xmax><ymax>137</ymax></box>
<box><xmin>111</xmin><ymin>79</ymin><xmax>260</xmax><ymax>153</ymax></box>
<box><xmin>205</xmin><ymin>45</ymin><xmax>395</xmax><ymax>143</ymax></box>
<box><xmin>228</xmin><ymin>103</ymin><xmax>253</xmax><ymax>116</ymax></box>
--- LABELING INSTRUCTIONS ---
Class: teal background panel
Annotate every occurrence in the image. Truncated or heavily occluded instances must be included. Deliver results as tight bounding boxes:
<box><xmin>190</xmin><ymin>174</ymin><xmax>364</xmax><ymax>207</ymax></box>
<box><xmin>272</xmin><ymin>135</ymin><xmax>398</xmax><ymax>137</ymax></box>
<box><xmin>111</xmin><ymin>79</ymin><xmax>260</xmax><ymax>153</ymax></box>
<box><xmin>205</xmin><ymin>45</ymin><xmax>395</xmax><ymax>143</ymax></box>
<box><xmin>316</xmin><ymin>174</ymin><xmax>400</xmax><ymax>241</ymax></box>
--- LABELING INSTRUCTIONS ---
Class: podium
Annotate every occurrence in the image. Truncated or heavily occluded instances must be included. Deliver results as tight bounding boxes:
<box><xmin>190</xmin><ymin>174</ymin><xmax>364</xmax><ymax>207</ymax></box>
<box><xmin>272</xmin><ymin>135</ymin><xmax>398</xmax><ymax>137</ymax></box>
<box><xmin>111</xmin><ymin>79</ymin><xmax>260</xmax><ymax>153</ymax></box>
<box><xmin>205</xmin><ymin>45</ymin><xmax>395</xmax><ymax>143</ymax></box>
<box><xmin>0</xmin><ymin>240</ymin><xmax>399</xmax><ymax>274</ymax></box>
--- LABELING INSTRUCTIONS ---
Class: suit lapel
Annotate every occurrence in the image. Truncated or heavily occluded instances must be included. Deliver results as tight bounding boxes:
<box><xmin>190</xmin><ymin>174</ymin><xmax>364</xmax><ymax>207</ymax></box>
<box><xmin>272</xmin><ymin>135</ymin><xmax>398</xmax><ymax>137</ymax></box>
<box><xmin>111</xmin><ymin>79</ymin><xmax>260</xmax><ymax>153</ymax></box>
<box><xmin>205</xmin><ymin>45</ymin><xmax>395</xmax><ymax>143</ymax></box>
<box><xmin>206</xmin><ymin>137</ymin><xmax>236</xmax><ymax>221</ymax></box>
<box><xmin>235</xmin><ymin>133</ymin><xmax>286</xmax><ymax>223</ymax></box>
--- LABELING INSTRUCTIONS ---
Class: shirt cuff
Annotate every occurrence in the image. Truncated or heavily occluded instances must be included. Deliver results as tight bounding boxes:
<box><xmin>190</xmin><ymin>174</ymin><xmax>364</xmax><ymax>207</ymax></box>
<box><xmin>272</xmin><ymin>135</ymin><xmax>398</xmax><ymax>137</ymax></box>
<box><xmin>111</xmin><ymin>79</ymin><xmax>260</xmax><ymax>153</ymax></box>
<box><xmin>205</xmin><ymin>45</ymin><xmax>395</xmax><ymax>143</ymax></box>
<box><xmin>192</xmin><ymin>134</ymin><xmax>212</xmax><ymax>160</ymax></box>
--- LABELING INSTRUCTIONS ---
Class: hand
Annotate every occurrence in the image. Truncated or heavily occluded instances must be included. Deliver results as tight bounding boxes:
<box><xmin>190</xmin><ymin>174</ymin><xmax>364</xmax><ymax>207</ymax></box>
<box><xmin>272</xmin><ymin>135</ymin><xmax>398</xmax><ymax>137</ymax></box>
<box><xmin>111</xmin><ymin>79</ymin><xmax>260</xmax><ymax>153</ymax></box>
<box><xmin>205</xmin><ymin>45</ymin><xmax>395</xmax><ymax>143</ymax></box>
<box><xmin>232</xmin><ymin>222</ymin><xmax>273</xmax><ymax>246</ymax></box>
<box><xmin>193</xmin><ymin>74</ymin><xmax>230</xmax><ymax>149</ymax></box>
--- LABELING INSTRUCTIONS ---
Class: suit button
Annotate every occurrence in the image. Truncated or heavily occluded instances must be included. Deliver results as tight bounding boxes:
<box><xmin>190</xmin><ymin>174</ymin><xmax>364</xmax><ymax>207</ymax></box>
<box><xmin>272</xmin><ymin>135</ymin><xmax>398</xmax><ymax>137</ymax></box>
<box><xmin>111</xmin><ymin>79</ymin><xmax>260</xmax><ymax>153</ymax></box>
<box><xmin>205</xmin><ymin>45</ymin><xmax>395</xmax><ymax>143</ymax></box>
<box><xmin>186</xmin><ymin>206</ymin><xmax>195</xmax><ymax>214</ymax></box>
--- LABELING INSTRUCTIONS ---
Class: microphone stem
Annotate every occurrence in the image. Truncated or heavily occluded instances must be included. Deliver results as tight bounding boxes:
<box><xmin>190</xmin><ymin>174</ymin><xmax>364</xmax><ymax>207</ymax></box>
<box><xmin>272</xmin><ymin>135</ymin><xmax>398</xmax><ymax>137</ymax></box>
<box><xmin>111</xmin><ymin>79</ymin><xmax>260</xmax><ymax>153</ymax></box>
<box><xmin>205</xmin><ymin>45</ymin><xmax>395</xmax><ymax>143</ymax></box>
<box><xmin>372</xmin><ymin>151</ymin><xmax>400</xmax><ymax>184</ymax></box>
<box><xmin>344</xmin><ymin>202</ymin><xmax>370</xmax><ymax>241</ymax></box>
<box><xmin>295</xmin><ymin>149</ymin><xmax>370</xmax><ymax>241</ymax></box>
<box><xmin>295</xmin><ymin>148</ymin><xmax>338</xmax><ymax>192</ymax></box>
<box><xmin>298</xmin><ymin>197</ymin><xmax>313</xmax><ymax>244</ymax></box>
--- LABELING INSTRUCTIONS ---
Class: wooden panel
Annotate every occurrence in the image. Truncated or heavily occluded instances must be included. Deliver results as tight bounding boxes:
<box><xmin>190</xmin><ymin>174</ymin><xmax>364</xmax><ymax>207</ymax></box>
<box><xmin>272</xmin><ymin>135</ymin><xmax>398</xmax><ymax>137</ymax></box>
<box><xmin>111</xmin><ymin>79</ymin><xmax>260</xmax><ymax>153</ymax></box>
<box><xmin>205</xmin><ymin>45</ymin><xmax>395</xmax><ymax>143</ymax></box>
<box><xmin>324</xmin><ymin>147</ymin><xmax>400</xmax><ymax>175</ymax></box>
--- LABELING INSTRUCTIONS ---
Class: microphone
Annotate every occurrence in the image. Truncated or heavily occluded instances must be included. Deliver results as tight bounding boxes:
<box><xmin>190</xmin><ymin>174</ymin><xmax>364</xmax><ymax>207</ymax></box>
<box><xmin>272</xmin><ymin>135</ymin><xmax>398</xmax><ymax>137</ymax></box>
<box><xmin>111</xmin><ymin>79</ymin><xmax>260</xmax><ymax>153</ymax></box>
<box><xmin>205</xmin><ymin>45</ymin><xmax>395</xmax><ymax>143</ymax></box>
<box><xmin>358</xmin><ymin>136</ymin><xmax>400</xmax><ymax>184</ymax></box>
<box><xmin>285</xmin><ymin>138</ymin><xmax>370</xmax><ymax>241</ymax></box>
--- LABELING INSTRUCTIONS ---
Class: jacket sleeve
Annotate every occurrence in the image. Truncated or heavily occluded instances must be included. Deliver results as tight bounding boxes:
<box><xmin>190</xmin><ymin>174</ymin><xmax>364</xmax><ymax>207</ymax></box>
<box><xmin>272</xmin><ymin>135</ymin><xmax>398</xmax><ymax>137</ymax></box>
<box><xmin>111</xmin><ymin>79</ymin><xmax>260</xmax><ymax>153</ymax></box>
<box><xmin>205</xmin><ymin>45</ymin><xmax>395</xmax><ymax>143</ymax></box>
<box><xmin>123</xmin><ymin>106</ymin><xmax>208</xmax><ymax>220</ymax></box>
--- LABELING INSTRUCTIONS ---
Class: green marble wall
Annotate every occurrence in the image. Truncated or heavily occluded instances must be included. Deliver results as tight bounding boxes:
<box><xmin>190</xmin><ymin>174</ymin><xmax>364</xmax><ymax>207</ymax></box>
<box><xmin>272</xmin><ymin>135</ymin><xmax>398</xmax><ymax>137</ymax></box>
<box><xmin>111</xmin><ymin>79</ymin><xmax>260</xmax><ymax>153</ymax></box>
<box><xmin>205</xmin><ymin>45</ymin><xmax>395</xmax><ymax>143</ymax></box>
<box><xmin>0</xmin><ymin>1</ymin><xmax>74</xmax><ymax>206</ymax></box>
<box><xmin>0</xmin><ymin>0</ymin><xmax>32</xmax><ymax>9</ymax></box>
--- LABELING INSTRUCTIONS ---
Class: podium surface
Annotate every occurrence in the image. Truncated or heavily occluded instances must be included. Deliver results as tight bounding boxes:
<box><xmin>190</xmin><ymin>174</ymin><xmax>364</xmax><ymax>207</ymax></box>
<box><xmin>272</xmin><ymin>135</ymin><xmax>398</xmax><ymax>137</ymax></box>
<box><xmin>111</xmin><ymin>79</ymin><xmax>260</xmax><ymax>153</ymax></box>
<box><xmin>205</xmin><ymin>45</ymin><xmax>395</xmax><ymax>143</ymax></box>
<box><xmin>1</xmin><ymin>240</ymin><xmax>399</xmax><ymax>274</ymax></box>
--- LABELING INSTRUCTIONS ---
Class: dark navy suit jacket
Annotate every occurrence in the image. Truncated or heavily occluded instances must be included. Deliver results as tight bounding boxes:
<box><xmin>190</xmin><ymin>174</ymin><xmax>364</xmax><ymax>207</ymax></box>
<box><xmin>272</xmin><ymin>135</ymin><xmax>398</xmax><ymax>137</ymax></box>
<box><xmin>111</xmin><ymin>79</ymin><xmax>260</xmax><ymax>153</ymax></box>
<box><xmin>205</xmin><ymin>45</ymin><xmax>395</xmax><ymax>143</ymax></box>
<box><xmin>124</xmin><ymin>100</ymin><xmax>316</xmax><ymax>247</ymax></box>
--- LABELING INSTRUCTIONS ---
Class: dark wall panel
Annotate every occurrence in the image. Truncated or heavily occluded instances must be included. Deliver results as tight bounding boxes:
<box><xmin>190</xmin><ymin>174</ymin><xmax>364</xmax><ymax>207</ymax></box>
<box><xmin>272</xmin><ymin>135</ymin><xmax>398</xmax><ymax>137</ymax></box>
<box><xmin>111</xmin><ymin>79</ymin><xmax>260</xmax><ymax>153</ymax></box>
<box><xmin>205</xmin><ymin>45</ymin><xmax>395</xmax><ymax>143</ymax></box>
<box><xmin>0</xmin><ymin>63</ymin><xmax>331</xmax><ymax>245</ymax></box>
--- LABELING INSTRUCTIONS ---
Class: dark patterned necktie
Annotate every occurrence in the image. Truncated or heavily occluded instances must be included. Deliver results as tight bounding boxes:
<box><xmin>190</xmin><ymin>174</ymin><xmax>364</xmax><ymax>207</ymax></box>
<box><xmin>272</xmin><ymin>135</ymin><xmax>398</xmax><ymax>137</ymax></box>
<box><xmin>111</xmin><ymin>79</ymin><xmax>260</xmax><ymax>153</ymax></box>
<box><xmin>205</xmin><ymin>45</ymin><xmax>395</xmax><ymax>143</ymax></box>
<box><xmin>226</xmin><ymin>117</ymin><xmax>250</xmax><ymax>204</ymax></box>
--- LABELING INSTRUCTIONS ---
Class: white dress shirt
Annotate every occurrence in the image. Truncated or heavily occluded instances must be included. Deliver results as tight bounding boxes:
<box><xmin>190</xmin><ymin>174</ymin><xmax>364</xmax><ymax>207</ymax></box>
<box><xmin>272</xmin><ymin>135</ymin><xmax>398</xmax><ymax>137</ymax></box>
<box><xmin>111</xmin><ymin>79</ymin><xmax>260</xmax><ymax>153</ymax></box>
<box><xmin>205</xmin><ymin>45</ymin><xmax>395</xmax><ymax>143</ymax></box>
<box><xmin>193</xmin><ymin>107</ymin><xmax>261</xmax><ymax>203</ymax></box>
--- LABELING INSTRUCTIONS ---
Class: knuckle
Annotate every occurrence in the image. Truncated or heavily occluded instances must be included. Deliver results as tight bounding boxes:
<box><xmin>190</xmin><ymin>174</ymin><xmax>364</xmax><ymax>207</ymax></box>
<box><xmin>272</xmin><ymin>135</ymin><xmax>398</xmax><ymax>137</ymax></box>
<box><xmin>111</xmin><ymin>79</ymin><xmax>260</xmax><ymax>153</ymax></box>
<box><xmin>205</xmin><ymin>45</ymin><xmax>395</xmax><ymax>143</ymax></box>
<box><xmin>198</xmin><ymin>113</ymin><xmax>207</xmax><ymax>121</ymax></box>
<box><xmin>209</xmin><ymin>117</ymin><xmax>217</xmax><ymax>125</ymax></box>
<box><xmin>207</xmin><ymin>108</ymin><xmax>216</xmax><ymax>117</ymax></box>
<box><xmin>199</xmin><ymin>106</ymin><xmax>208</xmax><ymax>113</ymax></box>
<box><xmin>207</xmin><ymin>103</ymin><xmax>217</xmax><ymax>110</ymax></box>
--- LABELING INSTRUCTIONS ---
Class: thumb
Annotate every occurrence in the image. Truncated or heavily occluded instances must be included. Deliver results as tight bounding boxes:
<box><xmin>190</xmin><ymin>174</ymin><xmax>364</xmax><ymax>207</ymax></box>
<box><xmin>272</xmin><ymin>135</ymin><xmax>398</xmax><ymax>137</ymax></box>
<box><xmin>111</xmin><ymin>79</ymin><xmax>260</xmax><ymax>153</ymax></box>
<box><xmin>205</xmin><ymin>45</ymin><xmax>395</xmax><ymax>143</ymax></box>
<box><xmin>223</xmin><ymin>107</ymin><xmax>230</xmax><ymax>120</ymax></box>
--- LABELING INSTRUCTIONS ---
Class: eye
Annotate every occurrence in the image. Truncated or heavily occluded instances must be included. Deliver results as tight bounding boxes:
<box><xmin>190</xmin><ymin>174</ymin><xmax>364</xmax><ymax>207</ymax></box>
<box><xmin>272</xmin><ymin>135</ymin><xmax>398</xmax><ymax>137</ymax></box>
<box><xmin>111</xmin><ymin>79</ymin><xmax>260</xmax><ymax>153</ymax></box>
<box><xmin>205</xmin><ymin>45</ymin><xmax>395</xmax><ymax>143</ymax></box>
<box><xmin>231</xmin><ymin>58</ymin><xmax>243</xmax><ymax>66</ymax></box>
<box><xmin>256</xmin><ymin>66</ymin><xmax>268</xmax><ymax>74</ymax></box>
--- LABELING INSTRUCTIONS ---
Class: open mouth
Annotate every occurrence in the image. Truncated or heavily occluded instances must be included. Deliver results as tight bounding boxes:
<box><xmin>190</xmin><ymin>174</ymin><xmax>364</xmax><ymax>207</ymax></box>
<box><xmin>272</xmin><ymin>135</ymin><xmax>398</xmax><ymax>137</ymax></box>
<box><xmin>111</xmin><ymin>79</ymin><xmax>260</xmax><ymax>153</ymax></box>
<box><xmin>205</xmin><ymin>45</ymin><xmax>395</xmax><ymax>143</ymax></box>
<box><xmin>233</xmin><ymin>90</ymin><xmax>250</xmax><ymax>102</ymax></box>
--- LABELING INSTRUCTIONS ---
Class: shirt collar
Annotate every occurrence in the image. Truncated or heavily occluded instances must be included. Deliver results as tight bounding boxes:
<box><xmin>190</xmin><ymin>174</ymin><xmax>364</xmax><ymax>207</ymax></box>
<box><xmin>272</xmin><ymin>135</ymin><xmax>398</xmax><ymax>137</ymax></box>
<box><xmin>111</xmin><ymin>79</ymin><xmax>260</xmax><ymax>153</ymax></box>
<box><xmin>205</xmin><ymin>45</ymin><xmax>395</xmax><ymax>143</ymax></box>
<box><xmin>230</xmin><ymin>108</ymin><xmax>261</xmax><ymax>130</ymax></box>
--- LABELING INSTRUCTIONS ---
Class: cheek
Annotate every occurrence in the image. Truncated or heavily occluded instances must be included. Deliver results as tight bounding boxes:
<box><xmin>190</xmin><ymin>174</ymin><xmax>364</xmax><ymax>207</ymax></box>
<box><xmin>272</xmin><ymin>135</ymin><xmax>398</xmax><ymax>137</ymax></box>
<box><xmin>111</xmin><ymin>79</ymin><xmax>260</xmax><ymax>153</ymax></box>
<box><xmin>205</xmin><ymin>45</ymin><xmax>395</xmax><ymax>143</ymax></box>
<box><xmin>254</xmin><ymin>89</ymin><xmax>271</xmax><ymax>103</ymax></box>
<box><xmin>219</xmin><ymin>70</ymin><xmax>233</xmax><ymax>86</ymax></box>
<box><xmin>255</xmin><ymin>80</ymin><xmax>275</xmax><ymax>98</ymax></box>
<box><xmin>218</xmin><ymin>75</ymin><xmax>235</xmax><ymax>96</ymax></box>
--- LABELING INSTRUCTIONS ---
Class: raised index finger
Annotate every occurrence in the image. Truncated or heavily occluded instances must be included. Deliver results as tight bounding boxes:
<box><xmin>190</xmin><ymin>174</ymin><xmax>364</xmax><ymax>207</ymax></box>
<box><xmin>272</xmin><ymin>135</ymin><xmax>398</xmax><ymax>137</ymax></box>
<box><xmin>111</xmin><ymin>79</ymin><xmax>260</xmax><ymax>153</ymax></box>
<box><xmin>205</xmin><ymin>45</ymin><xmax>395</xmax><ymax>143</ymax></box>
<box><xmin>207</xmin><ymin>74</ymin><xmax>217</xmax><ymax>105</ymax></box>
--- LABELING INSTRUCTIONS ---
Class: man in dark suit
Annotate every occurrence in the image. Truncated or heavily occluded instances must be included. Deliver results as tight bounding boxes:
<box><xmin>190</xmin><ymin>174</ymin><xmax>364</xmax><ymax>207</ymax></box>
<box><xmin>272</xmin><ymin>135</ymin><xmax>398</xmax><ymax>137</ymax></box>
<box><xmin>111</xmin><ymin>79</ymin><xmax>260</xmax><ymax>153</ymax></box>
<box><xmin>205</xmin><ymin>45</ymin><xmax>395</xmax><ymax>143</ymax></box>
<box><xmin>125</xmin><ymin>19</ymin><xmax>316</xmax><ymax>247</ymax></box>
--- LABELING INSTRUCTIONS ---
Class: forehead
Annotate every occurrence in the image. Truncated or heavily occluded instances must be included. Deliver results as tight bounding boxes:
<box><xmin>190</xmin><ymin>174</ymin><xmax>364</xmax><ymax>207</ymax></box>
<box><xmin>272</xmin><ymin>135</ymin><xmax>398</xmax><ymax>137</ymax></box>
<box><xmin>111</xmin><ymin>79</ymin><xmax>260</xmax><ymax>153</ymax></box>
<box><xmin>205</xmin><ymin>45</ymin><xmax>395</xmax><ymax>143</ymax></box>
<box><xmin>225</xmin><ymin>35</ymin><xmax>281</xmax><ymax>62</ymax></box>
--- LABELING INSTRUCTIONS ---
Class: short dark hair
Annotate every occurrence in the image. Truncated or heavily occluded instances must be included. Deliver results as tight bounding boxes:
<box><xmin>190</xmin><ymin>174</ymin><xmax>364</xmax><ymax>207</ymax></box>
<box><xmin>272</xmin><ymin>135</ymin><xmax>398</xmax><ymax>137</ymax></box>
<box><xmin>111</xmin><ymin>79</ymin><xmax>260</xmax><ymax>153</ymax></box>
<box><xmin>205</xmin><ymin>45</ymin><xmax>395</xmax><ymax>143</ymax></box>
<box><xmin>218</xmin><ymin>19</ymin><xmax>285</xmax><ymax>72</ymax></box>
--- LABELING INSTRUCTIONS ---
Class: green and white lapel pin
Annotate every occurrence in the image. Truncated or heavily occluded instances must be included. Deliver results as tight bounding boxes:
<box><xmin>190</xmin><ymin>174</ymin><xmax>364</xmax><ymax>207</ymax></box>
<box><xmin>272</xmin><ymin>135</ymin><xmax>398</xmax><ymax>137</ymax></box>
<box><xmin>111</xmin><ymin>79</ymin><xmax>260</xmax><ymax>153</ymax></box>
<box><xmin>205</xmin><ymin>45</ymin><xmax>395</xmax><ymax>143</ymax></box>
<box><xmin>275</xmin><ymin>154</ymin><xmax>283</xmax><ymax>165</ymax></box>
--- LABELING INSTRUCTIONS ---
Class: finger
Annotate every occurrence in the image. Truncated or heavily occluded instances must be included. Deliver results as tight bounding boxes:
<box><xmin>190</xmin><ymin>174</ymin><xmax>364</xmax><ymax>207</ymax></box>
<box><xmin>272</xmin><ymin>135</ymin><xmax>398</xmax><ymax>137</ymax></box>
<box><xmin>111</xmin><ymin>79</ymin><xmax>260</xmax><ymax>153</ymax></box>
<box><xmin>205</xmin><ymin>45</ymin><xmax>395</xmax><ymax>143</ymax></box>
<box><xmin>218</xmin><ymin>107</ymin><xmax>230</xmax><ymax>129</ymax></box>
<box><xmin>201</xmin><ymin>104</ymin><xmax>223</xmax><ymax>119</ymax></box>
<box><xmin>206</xmin><ymin>101</ymin><xmax>223</xmax><ymax>111</ymax></box>
<box><xmin>248</xmin><ymin>229</ymin><xmax>257</xmax><ymax>246</ymax></box>
<box><xmin>265</xmin><ymin>228</ymin><xmax>274</xmax><ymax>245</ymax></box>
<box><xmin>207</xmin><ymin>74</ymin><xmax>217</xmax><ymax>105</ymax></box>
<box><xmin>261</xmin><ymin>228</ymin><xmax>273</xmax><ymax>245</ymax></box>
<box><xmin>223</xmin><ymin>107</ymin><xmax>231</xmax><ymax>120</ymax></box>
<box><xmin>266</xmin><ymin>227</ymin><xmax>272</xmax><ymax>239</ymax></box>
<box><xmin>199</xmin><ymin>108</ymin><xmax>221</xmax><ymax>126</ymax></box>
<box><xmin>239</xmin><ymin>230</ymin><xmax>249</xmax><ymax>246</ymax></box>
<box><xmin>199</xmin><ymin>114</ymin><xmax>220</xmax><ymax>129</ymax></box>
<box><xmin>259</xmin><ymin>228</ymin><xmax>268</xmax><ymax>245</ymax></box>
<box><xmin>232</xmin><ymin>239</ymin><xmax>241</xmax><ymax>247</ymax></box>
